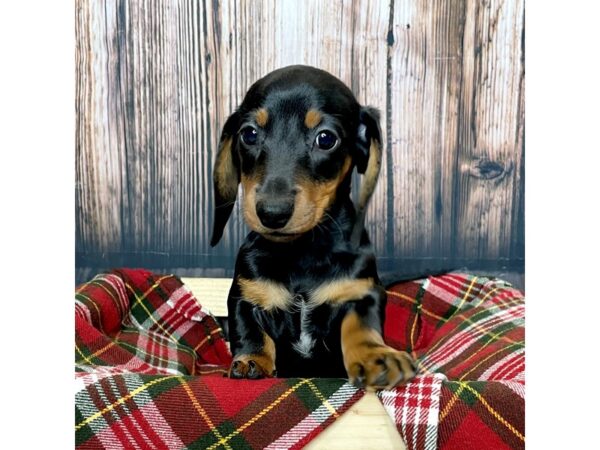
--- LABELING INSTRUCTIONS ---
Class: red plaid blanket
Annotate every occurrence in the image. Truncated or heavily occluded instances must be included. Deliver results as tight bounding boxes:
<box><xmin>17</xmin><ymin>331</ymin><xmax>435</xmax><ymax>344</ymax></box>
<box><xmin>75</xmin><ymin>270</ymin><xmax>524</xmax><ymax>449</ymax></box>
<box><xmin>75</xmin><ymin>269</ymin><xmax>363</xmax><ymax>449</ymax></box>
<box><xmin>382</xmin><ymin>274</ymin><xmax>525</xmax><ymax>450</ymax></box>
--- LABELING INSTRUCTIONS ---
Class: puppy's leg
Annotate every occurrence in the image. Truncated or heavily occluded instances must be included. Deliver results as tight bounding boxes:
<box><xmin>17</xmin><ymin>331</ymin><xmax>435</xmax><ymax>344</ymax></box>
<box><xmin>341</xmin><ymin>296</ymin><xmax>417</xmax><ymax>390</ymax></box>
<box><xmin>228</xmin><ymin>295</ymin><xmax>277</xmax><ymax>379</ymax></box>
<box><xmin>229</xmin><ymin>332</ymin><xmax>276</xmax><ymax>379</ymax></box>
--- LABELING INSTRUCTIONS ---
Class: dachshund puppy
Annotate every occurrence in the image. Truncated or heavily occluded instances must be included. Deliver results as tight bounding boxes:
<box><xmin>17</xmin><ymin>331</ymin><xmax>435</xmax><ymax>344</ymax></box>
<box><xmin>211</xmin><ymin>65</ymin><xmax>416</xmax><ymax>390</ymax></box>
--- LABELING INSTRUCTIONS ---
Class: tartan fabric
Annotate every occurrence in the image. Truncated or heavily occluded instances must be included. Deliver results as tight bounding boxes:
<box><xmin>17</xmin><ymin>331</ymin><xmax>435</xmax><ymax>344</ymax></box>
<box><xmin>381</xmin><ymin>273</ymin><xmax>525</xmax><ymax>450</ymax></box>
<box><xmin>75</xmin><ymin>269</ymin><xmax>363</xmax><ymax>449</ymax></box>
<box><xmin>75</xmin><ymin>270</ymin><xmax>232</xmax><ymax>376</ymax></box>
<box><xmin>76</xmin><ymin>270</ymin><xmax>524</xmax><ymax>449</ymax></box>
<box><xmin>379</xmin><ymin>373</ymin><xmax>447</xmax><ymax>450</ymax></box>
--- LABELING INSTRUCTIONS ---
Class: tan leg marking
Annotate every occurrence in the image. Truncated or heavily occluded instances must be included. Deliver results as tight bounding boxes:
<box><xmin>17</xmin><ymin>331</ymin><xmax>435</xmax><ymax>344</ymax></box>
<box><xmin>341</xmin><ymin>311</ymin><xmax>416</xmax><ymax>391</ymax></box>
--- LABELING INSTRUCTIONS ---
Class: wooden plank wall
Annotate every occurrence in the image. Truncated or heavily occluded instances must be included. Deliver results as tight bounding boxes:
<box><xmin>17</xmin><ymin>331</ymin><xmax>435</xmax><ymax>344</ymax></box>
<box><xmin>75</xmin><ymin>0</ymin><xmax>525</xmax><ymax>280</ymax></box>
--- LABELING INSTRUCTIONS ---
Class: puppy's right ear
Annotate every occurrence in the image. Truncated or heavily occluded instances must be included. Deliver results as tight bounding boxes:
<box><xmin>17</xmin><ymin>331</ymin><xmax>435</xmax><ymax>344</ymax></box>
<box><xmin>211</xmin><ymin>112</ymin><xmax>241</xmax><ymax>246</ymax></box>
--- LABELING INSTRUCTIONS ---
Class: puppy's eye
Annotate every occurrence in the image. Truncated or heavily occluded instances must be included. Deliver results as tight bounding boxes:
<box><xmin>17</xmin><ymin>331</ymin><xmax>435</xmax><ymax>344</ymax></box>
<box><xmin>315</xmin><ymin>131</ymin><xmax>338</xmax><ymax>150</ymax></box>
<box><xmin>240</xmin><ymin>127</ymin><xmax>258</xmax><ymax>146</ymax></box>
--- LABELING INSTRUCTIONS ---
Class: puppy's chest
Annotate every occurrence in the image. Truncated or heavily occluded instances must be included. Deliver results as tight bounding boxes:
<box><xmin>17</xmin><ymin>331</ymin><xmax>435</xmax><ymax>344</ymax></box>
<box><xmin>244</xmin><ymin>264</ymin><xmax>372</xmax><ymax>359</ymax></box>
<box><xmin>283</xmin><ymin>292</ymin><xmax>327</xmax><ymax>359</ymax></box>
<box><xmin>253</xmin><ymin>245</ymin><xmax>358</xmax><ymax>281</ymax></box>
<box><xmin>241</xmin><ymin>247</ymin><xmax>374</xmax><ymax>312</ymax></box>
<box><xmin>241</xmin><ymin>245</ymin><xmax>375</xmax><ymax>358</ymax></box>
<box><xmin>255</xmin><ymin>288</ymin><xmax>344</xmax><ymax>361</ymax></box>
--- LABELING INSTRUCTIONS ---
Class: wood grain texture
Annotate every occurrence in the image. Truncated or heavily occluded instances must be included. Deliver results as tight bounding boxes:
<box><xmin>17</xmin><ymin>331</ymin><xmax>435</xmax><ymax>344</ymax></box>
<box><xmin>75</xmin><ymin>0</ymin><xmax>525</xmax><ymax>277</ymax></box>
<box><xmin>303</xmin><ymin>392</ymin><xmax>406</xmax><ymax>450</ymax></box>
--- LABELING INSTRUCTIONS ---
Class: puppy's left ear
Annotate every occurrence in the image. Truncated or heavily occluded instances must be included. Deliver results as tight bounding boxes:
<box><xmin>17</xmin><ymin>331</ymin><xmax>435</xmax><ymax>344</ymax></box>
<box><xmin>351</xmin><ymin>106</ymin><xmax>383</xmax><ymax>246</ymax></box>
<box><xmin>210</xmin><ymin>111</ymin><xmax>241</xmax><ymax>246</ymax></box>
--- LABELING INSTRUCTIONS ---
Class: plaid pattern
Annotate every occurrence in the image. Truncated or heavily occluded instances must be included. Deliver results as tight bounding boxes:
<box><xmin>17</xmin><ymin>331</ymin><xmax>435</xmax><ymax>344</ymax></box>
<box><xmin>379</xmin><ymin>373</ymin><xmax>447</xmax><ymax>450</ymax></box>
<box><xmin>75</xmin><ymin>270</ymin><xmax>232</xmax><ymax>376</ymax></box>
<box><xmin>381</xmin><ymin>273</ymin><xmax>525</xmax><ymax>450</ymax></box>
<box><xmin>75</xmin><ymin>269</ymin><xmax>363</xmax><ymax>449</ymax></box>
<box><xmin>76</xmin><ymin>270</ymin><xmax>524</xmax><ymax>449</ymax></box>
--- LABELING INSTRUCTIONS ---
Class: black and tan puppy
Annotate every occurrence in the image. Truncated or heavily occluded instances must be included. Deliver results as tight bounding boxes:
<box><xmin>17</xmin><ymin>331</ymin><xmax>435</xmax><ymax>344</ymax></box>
<box><xmin>211</xmin><ymin>65</ymin><xmax>416</xmax><ymax>390</ymax></box>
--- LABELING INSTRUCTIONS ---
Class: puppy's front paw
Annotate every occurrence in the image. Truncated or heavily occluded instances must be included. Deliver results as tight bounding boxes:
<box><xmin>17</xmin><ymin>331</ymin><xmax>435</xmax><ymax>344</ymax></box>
<box><xmin>345</xmin><ymin>345</ymin><xmax>417</xmax><ymax>391</ymax></box>
<box><xmin>229</xmin><ymin>354</ymin><xmax>276</xmax><ymax>379</ymax></box>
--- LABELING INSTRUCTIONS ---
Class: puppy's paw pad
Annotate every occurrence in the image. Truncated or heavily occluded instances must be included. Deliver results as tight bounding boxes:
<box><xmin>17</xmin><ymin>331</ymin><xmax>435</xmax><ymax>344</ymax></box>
<box><xmin>347</xmin><ymin>347</ymin><xmax>417</xmax><ymax>391</ymax></box>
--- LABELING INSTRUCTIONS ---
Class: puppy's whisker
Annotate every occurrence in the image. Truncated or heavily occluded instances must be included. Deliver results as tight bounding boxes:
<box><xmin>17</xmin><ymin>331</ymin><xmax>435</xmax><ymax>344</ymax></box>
<box><xmin>216</xmin><ymin>200</ymin><xmax>236</xmax><ymax>209</ymax></box>
<box><xmin>324</xmin><ymin>212</ymin><xmax>344</xmax><ymax>236</ymax></box>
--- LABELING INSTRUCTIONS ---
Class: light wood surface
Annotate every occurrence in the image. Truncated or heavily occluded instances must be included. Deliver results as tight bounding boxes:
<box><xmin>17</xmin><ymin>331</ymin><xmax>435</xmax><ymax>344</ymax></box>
<box><xmin>304</xmin><ymin>393</ymin><xmax>406</xmax><ymax>450</ymax></box>
<box><xmin>180</xmin><ymin>277</ymin><xmax>232</xmax><ymax>317</ymax></box>
<box><xmin>75</xmin><ymin>0</ymin><xmax>524</xmax><ymax>276</ymax></box>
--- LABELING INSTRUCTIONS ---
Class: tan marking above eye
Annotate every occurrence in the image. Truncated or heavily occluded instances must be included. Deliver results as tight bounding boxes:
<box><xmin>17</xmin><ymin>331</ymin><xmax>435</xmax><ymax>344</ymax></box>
<box><xmin>304</xmin><ymin>109</ymin><xmax>322</xmax><ymax>129</ymax></box>
<box><xmin>238</xmin><ymin>277</ymin><xmax>293</xmax><ymax>311</ymax></box>
<box><xmin>255</xmin><ymin>108</ymin><xmax>269</xmax><ymax>127</ymax></box>
<box><xmin>310</xmin><ymin>277</ymin><xmax>375</xmax><ymax>305</ymax></box>
<box><xmin>262</xmin><ymin>332</ymin><xmax>276</xmax><ymax>364</ymax></box>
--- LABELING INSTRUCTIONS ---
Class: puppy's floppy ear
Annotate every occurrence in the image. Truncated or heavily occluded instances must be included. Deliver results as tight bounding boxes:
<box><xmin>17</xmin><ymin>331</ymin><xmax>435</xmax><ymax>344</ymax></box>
<box><xmin>211</xmin><ymin>112</ymin><xmax>241</xmax><ymax>246</ymax></box>
<box><xmin>351</xmin><ymin>106</ymin><xmax>383</xmax><ymax>246</ymax></box>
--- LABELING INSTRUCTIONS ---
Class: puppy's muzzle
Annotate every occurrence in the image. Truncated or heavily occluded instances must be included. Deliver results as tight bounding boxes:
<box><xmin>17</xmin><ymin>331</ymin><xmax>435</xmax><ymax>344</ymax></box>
<box><xmin>255</xmin><ymin>177</ymin><xmax>296</xmax><ymax>230</ymax></box>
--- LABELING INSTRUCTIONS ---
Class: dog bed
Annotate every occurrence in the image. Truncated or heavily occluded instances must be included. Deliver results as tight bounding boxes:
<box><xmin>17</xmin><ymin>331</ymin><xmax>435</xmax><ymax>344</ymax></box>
<box><xmin>75</xmin><ymin>269</ymin><xmax>524</xmax><ymax>449</ymax></box>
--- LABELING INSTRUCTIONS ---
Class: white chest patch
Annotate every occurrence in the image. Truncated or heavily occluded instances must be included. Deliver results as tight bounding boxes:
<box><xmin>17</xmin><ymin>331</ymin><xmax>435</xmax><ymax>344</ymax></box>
<box><xmin>292</xmin><ymin>299</ymin><xmax>316</xmax><ymax>358</ymax></box>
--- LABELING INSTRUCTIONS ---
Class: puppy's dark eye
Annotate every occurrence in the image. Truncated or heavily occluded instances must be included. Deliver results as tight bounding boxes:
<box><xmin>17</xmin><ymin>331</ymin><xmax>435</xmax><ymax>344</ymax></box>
<box><xmin>315</xmin><ymin>131</ymin><xmax>337</xmax><ymax>150</ymax></box>
<box><xmin>240</xmin><ymin>127</ymin><xmax>258</xmax><ymax>146</ymax></box>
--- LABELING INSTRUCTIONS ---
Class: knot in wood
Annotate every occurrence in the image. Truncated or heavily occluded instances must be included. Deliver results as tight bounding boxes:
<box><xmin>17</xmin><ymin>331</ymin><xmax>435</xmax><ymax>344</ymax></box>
<box><xmin>468</xmin><ymin>158</ymin><xmax>506</xmax><ymax>180</ymax></box>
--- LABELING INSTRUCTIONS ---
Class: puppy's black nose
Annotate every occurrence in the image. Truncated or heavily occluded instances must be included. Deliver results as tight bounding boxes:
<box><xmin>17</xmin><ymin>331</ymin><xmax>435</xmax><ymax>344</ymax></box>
<box><xmin>256</xmin><ymin>200</ymin><xmax>293</xmax><ymax>229</ymax></box>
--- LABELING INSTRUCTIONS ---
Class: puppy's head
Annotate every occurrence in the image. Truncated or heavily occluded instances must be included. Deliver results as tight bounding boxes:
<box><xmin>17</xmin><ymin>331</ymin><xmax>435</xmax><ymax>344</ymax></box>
<box><xmin>211</xmin><ymin>65</ymin><xmax>381</xmax><ymax>246</ymax></box>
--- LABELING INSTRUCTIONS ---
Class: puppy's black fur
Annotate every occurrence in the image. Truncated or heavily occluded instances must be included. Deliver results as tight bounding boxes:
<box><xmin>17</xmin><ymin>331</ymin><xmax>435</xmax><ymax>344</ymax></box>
<box><xmin>211</xmin><ymin>65</ymin><xmax>415</xmax><ymax>389</ymax></box>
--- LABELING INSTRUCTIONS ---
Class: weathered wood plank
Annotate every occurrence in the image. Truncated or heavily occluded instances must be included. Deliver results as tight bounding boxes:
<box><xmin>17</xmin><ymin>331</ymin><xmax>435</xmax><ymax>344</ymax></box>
<box><xmin>455</xmin><ymin>0</ymin><xmax>525</xmax><ymax>260</ymax></box>
<box><xmin>389</xmin><ymin>0</ymin><xmax>467</xmax><ymax>260</ymax></box>
<box><xmin>76</xmin><ymin>0</ymin><xmax>126</xmax><ymax>256</ymax></box>
<box><xmin>75</xmin><ymin>0</ymin><xmax>525</xmax><ymax>275</ymax></box>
